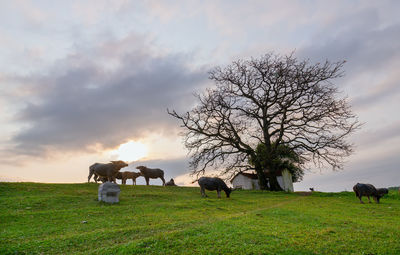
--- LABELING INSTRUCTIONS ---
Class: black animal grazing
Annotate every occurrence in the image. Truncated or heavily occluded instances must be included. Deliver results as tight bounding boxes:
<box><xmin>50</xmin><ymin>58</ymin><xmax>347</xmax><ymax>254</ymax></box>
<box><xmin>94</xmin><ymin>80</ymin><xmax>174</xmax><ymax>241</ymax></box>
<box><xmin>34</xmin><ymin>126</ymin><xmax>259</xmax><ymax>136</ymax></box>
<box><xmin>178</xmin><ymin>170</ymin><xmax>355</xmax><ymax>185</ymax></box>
<box><xmin>198</xmin><ymin>177</ymin><xmax>231</xmax><ymax>198</ymax></box>
<box><xmin>353</xmin><ymin>183</ymin><xmax>387</xmax><ymax>204</ymax></box>
<box><xmin>377</xmin><ymin>188</ymin><xmax>389</xmax><ymax>197</ymax></box>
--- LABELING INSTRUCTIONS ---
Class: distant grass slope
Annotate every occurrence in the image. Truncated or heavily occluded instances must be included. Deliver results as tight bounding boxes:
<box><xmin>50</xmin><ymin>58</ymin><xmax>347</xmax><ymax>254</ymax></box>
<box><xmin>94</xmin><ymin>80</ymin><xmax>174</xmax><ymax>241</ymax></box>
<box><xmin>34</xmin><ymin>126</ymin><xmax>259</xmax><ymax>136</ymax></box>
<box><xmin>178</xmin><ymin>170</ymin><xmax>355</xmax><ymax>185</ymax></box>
<box><xmin>1</xmin><ymin>182</ymin><xmax>399</xmax><ymax>255</ymax></box>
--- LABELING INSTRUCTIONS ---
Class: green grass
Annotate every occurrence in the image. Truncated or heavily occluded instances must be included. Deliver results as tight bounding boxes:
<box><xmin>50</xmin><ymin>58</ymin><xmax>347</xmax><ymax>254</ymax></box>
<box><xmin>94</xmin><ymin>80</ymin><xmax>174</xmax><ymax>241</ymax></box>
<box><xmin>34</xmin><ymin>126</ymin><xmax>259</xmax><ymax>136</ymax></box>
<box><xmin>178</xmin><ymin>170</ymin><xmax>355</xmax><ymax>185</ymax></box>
<box><xmin>1</xmin><ymin>183</ymin><xmax>400</xmax><ymax>254</ymax></box>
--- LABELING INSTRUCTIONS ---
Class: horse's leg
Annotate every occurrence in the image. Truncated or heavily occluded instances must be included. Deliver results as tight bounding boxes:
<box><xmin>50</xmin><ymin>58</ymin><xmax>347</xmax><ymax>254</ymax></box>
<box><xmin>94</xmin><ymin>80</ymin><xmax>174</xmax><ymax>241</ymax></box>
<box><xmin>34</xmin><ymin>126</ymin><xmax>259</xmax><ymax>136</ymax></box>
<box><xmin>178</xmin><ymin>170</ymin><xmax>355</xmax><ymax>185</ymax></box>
<box><xmin>88</xmin><ymin>169</ymin><xmax>94</xmax><ymax>183</ymax></box>
<box><xmin>145</xmin><ymin>177</ymin><xmax>150</xmax><ymax>185</ymax></box>
<box><xmin>217</xmin><ymin>189</ymin><xmax>221</xmax><ymax>198</ymax></box>
<box><xmin>201</xmin><ymin>186</ymin><xmax>206</xmax><ymax>197</ymax></box>
<box><xmin>160</xmin><ymin>176</ymin><xmax>166</xmax><ymax>186</ymax></box>
<box><xmin>107</xmin><ymin>175</ymin><xmax>113</xmax><ymax>182</ymax></box>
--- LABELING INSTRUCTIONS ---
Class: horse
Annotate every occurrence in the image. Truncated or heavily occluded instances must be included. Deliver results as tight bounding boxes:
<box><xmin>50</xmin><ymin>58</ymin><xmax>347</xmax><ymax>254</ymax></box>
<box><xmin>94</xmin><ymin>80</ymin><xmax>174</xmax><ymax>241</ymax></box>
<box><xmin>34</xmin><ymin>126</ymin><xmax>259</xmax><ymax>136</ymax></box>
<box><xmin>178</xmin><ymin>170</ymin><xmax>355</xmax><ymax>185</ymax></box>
<box><xmin>88</xmin><ymin>161</ymin><xmax>128</xmax><ymax>183</ymax></box>
<box><xmin>136</xmin><ymin>166</ymin><xmax>166</xmax><ymax>186</ymax></box>
<box><xmin>121</xmin><ymin>171</ymin><xmax>142</xmax><ymax>185</ymax></box>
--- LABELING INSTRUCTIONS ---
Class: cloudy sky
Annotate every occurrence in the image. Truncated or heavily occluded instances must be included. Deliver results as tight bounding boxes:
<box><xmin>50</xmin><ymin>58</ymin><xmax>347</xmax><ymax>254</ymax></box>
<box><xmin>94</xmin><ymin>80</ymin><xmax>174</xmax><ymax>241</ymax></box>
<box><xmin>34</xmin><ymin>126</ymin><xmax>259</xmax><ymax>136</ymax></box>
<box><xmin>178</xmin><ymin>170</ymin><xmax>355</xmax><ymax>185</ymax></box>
<box><xmin>1</xmin><ymin>0</ymin><xmax>399</xmax><ymax>191</ymax></box>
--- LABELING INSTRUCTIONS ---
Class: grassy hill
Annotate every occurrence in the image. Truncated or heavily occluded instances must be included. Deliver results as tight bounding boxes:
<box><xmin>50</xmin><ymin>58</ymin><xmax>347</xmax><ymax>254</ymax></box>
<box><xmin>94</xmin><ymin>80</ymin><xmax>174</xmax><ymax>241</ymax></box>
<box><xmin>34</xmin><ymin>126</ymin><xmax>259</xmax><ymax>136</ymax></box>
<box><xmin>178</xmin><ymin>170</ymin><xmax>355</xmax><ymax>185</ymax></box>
<box><xmin>1</xmin><ymin>182</ymin><xmax>399</xmax><ymax>255</ymax></box>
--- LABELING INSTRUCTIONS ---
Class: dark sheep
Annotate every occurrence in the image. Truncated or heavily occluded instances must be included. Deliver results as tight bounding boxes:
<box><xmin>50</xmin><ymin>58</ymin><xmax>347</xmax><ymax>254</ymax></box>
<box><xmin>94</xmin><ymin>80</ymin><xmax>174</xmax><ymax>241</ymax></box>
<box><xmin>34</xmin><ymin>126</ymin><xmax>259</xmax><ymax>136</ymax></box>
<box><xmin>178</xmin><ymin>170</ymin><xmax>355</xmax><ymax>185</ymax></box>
<box><xmin>198</xmin><ymin>177</ymin><xmax>231</xmax><ymax>198</ymax></box>
<box><xmin>353</xmin><ymin>183</ymin><xmax>387</xmax><ymax>204</ymax></box>
<box><xmin>165</xmin><ymin>178</ymin><xmax>177</xmax><ymax>186</ymax></box>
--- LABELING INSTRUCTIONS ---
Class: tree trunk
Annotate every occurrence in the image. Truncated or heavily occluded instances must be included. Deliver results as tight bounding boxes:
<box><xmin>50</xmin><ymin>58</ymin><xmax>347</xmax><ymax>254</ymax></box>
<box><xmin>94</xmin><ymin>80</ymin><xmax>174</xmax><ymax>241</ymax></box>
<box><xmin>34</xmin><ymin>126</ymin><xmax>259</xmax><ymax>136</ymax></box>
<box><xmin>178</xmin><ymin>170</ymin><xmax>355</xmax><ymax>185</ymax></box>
<box><xmin>268</xmin><ymin>175</ymin><xmax>283</xmax><ymax>191</ymax></box>
<box><xmin>255</xmin><ymin>162</ymin><xmax>269</xmax><ymax>190</ymax></box>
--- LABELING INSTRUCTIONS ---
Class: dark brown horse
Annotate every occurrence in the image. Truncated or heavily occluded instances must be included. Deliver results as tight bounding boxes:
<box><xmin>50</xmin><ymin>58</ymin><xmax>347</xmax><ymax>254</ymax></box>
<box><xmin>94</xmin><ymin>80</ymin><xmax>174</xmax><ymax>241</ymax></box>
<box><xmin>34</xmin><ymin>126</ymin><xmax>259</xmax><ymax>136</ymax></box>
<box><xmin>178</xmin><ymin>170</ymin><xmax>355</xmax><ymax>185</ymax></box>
<box><xmin>136</xmin><ymin>166</ymin><xmax>165</xmax><ymax>185</ymax></box>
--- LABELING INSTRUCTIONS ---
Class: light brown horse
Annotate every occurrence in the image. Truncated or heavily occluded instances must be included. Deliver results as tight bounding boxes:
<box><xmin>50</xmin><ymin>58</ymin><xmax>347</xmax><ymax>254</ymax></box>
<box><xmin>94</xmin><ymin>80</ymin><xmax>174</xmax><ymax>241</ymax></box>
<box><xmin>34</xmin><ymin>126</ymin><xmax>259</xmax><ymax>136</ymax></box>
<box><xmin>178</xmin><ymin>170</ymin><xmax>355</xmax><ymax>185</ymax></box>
<box><xmin>121</xmin><ymin>171</ymin><xmax>142</xmax><ymax>185</ymax></box>
<box><xmin>88</xmin><ymin>161</ymin><xmax>128</xmax><ymax>183</ymax></box>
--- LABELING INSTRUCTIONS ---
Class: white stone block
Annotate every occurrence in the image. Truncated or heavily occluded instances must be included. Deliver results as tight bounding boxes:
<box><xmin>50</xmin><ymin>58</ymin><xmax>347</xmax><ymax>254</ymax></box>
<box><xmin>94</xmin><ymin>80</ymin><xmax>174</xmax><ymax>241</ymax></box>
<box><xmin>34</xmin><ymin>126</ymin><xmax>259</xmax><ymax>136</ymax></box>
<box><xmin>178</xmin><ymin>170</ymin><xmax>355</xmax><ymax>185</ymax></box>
<box><xmin>98</xmin><ymin>182</ymin><xmax>121</xmax><ymax>203</ymax></box>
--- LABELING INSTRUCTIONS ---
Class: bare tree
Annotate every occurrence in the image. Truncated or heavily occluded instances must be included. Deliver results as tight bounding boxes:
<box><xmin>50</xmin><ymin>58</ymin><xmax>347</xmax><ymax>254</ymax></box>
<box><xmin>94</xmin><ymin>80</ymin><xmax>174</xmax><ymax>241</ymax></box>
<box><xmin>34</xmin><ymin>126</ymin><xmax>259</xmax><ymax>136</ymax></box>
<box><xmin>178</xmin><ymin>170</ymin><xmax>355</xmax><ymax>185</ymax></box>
<box><xmin>168</xmin><ymin>53</ymin><xmax>361</xmax><ymax>191</ymax></box>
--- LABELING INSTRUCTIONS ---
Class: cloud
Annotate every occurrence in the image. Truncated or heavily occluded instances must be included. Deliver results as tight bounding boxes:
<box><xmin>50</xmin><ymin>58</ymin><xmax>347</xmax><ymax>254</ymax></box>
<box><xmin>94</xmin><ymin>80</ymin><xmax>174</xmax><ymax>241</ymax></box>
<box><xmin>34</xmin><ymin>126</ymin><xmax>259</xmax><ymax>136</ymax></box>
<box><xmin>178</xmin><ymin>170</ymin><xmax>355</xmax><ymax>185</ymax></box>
<box><xmin>352</xmin><ymin>121</ymin><xmax>400</xmax><ymax>148</ymax></box>
<box><xmin>299</xmin><ymin>23</ymin><xmax>400</xmax><ymax>76</ymax></box>
<box><xmin>6</xmin><ymin>34</ymin><xmax>208</xmax><ymax>157</ymax></box>
<box><xmin>351</xmin><ymin>72</ymin><xmax>400</xmax><ymax>110</ymax></box>
<box><xmin>295</xmin><ymin>6</ymin><xmax>400</xmax><ymax>101</ymax></box>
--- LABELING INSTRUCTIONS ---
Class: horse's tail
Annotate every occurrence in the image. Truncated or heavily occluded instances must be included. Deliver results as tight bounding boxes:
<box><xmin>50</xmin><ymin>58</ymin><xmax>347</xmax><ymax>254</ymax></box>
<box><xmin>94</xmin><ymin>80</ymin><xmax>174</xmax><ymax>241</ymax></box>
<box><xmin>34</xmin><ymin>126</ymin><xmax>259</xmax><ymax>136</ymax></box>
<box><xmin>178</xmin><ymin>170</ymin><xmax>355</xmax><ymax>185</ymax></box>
<box><xmin>88</xmin><ymin>165</ymin><xmax>95</xmax><ymax>183</ymax></box>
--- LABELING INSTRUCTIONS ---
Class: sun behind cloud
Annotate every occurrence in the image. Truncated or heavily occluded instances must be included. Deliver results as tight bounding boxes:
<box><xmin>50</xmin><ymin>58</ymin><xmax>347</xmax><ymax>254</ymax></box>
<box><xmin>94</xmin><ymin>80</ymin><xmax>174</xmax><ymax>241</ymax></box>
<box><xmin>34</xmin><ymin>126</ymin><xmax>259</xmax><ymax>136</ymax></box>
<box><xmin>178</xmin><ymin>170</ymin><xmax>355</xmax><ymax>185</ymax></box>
<box><xmin>111</xmin><ymin>141</ymin><xmax>148</xmax><ymax>162</ymax></box>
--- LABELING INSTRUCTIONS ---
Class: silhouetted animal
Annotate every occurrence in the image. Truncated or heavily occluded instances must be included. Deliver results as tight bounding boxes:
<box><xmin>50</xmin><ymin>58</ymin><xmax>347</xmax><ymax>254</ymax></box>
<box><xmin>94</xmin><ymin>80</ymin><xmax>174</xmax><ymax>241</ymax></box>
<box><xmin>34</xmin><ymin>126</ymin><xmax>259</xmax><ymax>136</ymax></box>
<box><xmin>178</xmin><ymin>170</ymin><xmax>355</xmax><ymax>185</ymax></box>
<box><xmin>95</xmin><ymin>175</ymin><xmax>109</xmax><ymax>183</ymax></box>
<box><xmin>88</xmin><ymin>161</ymin><xmax>128</xmax><ymax>183</ymax></box>
<box><xmin>88</xmin><ymin>163</ymin><xmax>101</xmax><ymax>183</ymax></box>
<box><xmin>353</xmin><ymin>183</ymin><xmax>387</xmax><ymax>203</ymax></box>
<box><xmin>94</xmin><ymin>172</ymin><xmax>122</xmax><ymax>183</ymax></box>
<box><xmin>91</xmin><ymin>165</ymin><xmax>124</xmax><ymax>183</ymax></box>
<box><xmin>136</xmin><ymin>166</ymin><xmax>165</xmax><ymax>186</ymax></box>
<box><xmin>165</xmin><ymin>178</ymin><xmax>177</xmax><ymax>186</ymax></box>
<box><xmin>198</xmin><ymin>177</ymin><xmax>231</xmax><ymax>198</ymax></box>
<box><xmin>115</xmin><ymin>172</ymin><xmax>123</xmax><ymax>180</ymax></box>
<box><xmin>121</xmin><ymin>171</ymin><xmax>142</xmax><ymax>185</ymax></box>
<box><xmin>377</xmin><ymin>188</ymin><xmax>389</xmax><ymax>197</ymax></box>
<box><xmin>309</xmin><ymin>188</ymin><xmax>314</xmax><ymax>192</ymax></box>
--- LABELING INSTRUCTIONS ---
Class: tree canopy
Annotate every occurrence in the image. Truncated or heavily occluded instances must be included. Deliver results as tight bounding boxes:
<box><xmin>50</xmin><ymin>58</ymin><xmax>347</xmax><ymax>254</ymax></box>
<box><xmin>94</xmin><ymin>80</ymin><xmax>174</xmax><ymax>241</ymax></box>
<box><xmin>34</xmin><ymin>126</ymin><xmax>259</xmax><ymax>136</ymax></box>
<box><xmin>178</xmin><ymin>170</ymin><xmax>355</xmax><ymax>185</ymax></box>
<box><xmin>169</xmin><ymin>52</ymin><xmax>361</xmax><ymax>190</ymax></box>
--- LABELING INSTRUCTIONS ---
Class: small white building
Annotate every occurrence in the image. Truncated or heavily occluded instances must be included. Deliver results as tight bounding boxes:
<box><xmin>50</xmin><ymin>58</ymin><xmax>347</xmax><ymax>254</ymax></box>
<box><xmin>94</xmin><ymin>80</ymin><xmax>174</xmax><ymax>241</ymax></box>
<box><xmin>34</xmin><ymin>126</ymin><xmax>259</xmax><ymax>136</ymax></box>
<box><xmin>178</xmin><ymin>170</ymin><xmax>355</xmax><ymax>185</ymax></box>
<box><xmin>231</xmin><ymin>173</ymin><xmax>260</xmax><ymax>190</ymax></box>
<box><xmin>231</xmin><ymin>169</ymin><xmax>294</xmax><ymax>192</ymax></box>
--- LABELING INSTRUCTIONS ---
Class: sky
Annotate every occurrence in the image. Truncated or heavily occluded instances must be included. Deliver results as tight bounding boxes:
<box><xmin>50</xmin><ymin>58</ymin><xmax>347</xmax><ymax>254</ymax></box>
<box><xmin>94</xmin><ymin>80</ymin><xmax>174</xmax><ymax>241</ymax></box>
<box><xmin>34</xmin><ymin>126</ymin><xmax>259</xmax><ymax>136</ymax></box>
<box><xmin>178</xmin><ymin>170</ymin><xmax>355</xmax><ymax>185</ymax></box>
<box><xmin>1</xmin><ymin>0</ymin><xmax>399</xmax><ymax>191</ymax></box>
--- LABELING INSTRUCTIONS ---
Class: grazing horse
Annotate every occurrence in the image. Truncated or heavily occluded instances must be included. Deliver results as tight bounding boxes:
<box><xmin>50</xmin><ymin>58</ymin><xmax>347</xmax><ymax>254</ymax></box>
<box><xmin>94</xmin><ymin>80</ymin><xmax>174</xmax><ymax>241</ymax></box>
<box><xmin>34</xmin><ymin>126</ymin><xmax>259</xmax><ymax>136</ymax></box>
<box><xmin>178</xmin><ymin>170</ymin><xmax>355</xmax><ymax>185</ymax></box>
<box><xmin>136</xmin><ymin>166</ymin><xmax>166</xmax><ymax>186</ymax></box>
<box><xmin>197</xmin><ymin>177</ymin><xmax>231</xmax><ymax>198</ymax></box>
<box><xmin>121</xmin><ymin>171</ymin><xmax>142</xmax><ymax>185</ymax></box>
<box><xmin>353</xmin><ymin>183</ymin><xmax>387</xmax><ymax>204</ymax></box>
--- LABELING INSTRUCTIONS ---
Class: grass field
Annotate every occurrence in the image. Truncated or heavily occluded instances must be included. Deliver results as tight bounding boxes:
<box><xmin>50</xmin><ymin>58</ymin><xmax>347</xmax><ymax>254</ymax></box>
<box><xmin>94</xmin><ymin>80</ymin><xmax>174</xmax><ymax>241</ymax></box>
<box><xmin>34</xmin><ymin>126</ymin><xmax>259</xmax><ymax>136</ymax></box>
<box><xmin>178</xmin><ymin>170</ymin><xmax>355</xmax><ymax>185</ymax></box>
<box><xmin>1</xmin><ymin>182</ymin><xmax>400</xmax><ymax>255</ymax></box>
